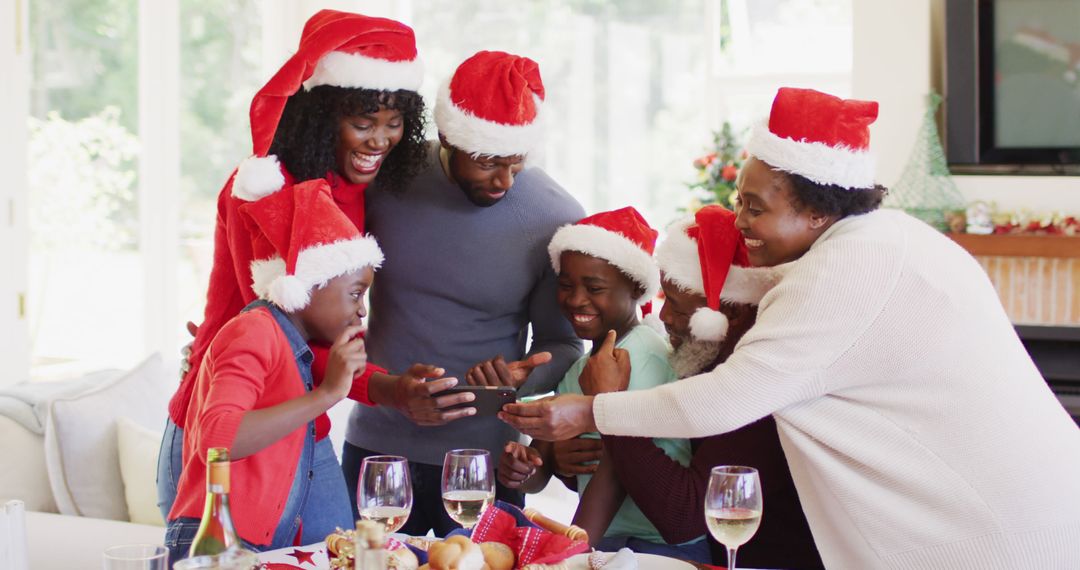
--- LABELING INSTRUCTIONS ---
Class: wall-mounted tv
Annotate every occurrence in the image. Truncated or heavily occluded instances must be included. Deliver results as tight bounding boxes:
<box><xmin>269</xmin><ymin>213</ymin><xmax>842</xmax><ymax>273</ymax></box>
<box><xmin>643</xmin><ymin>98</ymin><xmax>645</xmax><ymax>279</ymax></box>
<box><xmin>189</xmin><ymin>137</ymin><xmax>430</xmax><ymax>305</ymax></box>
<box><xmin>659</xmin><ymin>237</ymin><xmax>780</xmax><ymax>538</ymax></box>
<box><xmin>946</xmin><ymin>0</ymin><xmax>1080</xmax><ymax>174</ymax></box>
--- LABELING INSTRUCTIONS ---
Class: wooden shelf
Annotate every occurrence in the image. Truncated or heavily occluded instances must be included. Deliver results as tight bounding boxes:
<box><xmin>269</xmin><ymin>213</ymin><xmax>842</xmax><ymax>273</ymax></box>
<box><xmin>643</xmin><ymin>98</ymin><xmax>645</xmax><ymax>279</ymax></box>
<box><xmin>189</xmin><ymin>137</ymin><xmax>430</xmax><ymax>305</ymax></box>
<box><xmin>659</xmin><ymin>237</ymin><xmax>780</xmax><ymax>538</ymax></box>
<box><xmin>947</xmin><ymin>233</ymin><xmax>1080</xmax><ymax>258</ymax></box>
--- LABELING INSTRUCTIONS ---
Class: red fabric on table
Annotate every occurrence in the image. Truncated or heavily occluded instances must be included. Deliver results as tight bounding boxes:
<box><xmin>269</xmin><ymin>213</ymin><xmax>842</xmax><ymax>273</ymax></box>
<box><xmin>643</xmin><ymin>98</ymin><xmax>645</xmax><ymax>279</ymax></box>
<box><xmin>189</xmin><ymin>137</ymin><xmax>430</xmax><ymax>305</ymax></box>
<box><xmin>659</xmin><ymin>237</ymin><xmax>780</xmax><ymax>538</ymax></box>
<box><xmin>470</xmin><ymin>504</ymin><xmax>589</xmax><ymax>567</ymax></box>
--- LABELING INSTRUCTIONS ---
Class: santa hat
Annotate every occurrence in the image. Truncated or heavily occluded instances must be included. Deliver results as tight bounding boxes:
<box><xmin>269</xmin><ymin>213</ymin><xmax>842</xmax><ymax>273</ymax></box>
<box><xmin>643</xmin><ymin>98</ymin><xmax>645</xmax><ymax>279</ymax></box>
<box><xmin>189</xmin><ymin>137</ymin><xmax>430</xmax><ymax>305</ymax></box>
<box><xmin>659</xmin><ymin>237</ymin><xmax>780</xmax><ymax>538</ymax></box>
<box><xmin>655</xmin><ymin>206</ymin><xmax>783</xmax><ymax>341</ymax></box>
<box><xmin>746</xmin><ymin>87</ymin><xmax>879</xmax><ymax>190</ymax></box>
<box><xmin>434</xmin><ymin>50</ymin><xmax>545</xmax><ymax>158</ymax></box>
<box><xmin>240</xmin><ymin>179</ymin><xmax>383</xmax><ymax>311</ymax></box>
<box><xmin>548</xmin><ymin>207</ymin><xmax>660</xmax><ymax>309</ymax></box>
<box><xmin>233</xmin><ymin>10</ymin><xmax>424</xmax><ymax>202</ymax></box>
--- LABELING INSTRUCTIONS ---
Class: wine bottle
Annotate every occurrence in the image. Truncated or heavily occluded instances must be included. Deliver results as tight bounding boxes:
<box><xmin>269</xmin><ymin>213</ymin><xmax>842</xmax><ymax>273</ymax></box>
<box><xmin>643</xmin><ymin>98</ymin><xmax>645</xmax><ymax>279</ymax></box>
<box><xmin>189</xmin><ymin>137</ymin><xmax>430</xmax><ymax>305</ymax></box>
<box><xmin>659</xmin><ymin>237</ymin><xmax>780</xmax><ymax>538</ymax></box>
<box><xmin>189</xmin><ymin>447</ymin><xmax>241</xmax><ymax>557</ymax></box>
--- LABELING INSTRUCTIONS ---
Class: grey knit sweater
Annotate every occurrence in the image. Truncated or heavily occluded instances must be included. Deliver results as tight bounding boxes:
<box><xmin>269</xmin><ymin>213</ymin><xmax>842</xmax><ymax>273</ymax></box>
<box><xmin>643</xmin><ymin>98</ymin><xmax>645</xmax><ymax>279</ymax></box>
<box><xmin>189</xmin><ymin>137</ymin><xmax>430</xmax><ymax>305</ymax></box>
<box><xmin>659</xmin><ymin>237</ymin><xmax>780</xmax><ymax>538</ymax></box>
<box><xmin>346</xmin><ymin>142</ymin><xmax>585</xmax><ymax>465</ymax></box>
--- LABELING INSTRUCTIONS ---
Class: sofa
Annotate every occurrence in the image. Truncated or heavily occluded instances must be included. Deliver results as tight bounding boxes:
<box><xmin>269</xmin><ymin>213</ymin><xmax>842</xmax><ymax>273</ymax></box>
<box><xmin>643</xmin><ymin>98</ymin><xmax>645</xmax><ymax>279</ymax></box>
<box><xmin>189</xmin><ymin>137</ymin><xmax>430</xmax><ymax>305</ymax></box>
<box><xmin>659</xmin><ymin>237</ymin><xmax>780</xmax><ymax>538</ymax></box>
<box><xmin>0</xmin><ymin>354</ymin><xmax>175</xmax><ymax>569</ymax></box>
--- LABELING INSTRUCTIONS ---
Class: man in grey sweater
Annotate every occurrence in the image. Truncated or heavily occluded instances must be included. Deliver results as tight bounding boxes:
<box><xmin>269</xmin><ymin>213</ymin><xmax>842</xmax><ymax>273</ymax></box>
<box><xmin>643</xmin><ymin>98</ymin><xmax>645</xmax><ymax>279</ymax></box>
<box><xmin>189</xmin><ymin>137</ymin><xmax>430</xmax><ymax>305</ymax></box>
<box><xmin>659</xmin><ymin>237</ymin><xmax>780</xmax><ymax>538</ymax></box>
<box><xmin>343</xmin><ymin>50</ymin><xmax>585</xmax><ymax>536</ymax></box>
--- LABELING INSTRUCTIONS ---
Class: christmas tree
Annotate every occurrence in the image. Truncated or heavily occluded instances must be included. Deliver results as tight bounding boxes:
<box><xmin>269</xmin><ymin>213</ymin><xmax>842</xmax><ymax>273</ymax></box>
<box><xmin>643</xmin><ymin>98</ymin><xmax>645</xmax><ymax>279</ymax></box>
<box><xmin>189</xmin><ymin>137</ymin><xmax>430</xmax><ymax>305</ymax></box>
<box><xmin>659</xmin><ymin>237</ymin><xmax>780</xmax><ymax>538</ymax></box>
<box><xmin>884</xmin><ymin>92</ymin><xmax>966</xmax><ymax>231</ymax></box>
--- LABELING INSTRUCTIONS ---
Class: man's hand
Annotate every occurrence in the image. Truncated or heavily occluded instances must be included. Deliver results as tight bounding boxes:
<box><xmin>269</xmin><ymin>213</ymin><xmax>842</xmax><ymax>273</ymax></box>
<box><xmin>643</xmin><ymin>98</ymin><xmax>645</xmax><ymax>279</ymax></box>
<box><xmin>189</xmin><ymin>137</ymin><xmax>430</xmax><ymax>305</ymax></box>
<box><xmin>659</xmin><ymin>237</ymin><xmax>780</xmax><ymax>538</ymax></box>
<box><xmin>498</xmin><ymin>394</ymin><xmax>597</xmax><ymax>441</ymax></box>
<box><xmin>392</xmin><ymin>364</ymin><xmax>476</xmax><ymax>426</ymax></box>
<box><xmin>498</xmin><ymin>442</ymin><xmax>544</xmax><ymax>489</ymax></box>
<box><xmin>318</xmin><ymin>326</ymin><xmax>367</xmax><ymax>404</ymax></box>
<box><xmin>465</xmin><ymin>352</ymin><xmax>552</xmax><ymax>388</ymax></box>
<box><xmin>578</xmin><ymin>330</ymin><xmax>631</xmax><ymax>396</ymax></box>
<box><xmin>552</xmin><ymin>437</ymin><xmax>603</xmax><ymax>476</ymax></box>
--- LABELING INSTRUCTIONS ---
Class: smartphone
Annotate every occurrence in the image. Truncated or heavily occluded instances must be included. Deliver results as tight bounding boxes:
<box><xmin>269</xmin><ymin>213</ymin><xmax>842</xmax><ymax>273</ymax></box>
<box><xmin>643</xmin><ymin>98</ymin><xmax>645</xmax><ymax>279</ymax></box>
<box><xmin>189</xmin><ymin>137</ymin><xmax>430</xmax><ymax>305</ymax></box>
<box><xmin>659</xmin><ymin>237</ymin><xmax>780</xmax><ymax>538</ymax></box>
<box><xmin>437</xmin><ymin>385</ymin><xmax>517</xmax><ymax>416</ymax></box>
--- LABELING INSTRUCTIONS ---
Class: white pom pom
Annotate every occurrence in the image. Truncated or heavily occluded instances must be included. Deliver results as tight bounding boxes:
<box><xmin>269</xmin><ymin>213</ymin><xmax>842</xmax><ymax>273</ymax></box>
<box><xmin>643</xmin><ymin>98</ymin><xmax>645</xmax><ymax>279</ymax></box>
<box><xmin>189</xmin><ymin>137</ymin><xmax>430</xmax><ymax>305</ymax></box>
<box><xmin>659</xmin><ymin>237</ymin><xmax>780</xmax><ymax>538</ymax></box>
<box><xmin>268</xmin><ymin>275</ymin><xmax>311</xmax><ymax>311</ymax></box>
<box><xmin>689</xmin><ymin>307</ymin><xmax>729</xmax><ymax>341</ymax></box>
<box><xmin>232</xmin><ymin>155</ymin><xmax>286</xmax><ymax>201</ymax></box>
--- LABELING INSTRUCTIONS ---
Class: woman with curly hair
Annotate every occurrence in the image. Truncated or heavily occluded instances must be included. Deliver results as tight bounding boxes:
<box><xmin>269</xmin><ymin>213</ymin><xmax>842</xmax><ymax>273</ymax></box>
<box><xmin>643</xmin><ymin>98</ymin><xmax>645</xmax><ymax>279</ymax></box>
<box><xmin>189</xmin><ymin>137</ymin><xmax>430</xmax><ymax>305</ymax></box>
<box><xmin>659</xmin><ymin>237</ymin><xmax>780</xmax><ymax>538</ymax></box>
<box><xmin>156</xmin><ymin>10</ymin><xmax>438</xmax><ymax>522</ymax></box>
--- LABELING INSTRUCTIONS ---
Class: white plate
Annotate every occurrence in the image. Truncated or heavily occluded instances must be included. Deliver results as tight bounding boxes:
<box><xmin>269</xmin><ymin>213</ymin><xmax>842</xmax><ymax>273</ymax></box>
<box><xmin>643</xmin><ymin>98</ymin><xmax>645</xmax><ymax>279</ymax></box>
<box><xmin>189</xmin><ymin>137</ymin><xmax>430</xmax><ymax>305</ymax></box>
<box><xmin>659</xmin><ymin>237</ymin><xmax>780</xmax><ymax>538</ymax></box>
<box><xmin>565</xmin><ymin>552</ymin><xmax>697</xmax><ymax>570</ymax></box>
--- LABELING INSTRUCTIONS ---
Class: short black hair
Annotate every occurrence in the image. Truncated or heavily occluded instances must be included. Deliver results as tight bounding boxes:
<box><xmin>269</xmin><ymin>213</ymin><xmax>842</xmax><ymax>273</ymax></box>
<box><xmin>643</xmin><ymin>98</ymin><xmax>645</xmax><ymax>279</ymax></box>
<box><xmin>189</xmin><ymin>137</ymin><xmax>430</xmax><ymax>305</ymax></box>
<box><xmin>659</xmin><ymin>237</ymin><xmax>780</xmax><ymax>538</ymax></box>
<box><xmin>267</xmin><ymin>85</ymin><xmax>427</xmax><ymax>192</ymax></box>
<box><xmin>784</xmin><ymin>172</ymin><xmax>888</xmax><ymax>218</ymax></box>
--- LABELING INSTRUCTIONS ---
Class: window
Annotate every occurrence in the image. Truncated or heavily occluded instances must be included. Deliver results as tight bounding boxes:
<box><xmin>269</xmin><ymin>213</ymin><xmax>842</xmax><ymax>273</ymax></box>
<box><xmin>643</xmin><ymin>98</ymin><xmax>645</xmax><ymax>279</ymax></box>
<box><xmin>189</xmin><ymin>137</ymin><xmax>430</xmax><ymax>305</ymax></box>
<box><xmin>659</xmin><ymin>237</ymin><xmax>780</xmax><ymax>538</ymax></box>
<box><xmin>9</xmin><ymin>0</ymin><xmax>851</xmax><ymax>381</ymax></box>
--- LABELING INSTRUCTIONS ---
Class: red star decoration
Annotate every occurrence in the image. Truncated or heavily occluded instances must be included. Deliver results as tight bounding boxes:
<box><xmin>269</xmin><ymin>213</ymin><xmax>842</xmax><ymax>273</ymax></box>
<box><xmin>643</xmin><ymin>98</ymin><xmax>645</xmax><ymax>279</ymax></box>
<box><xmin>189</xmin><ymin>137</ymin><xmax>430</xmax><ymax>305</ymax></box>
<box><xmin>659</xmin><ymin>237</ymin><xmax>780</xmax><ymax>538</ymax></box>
<box><xmin>285</xmin><ymin>548</ymin><xmax>316</xmax><ymax>566</ymax></box>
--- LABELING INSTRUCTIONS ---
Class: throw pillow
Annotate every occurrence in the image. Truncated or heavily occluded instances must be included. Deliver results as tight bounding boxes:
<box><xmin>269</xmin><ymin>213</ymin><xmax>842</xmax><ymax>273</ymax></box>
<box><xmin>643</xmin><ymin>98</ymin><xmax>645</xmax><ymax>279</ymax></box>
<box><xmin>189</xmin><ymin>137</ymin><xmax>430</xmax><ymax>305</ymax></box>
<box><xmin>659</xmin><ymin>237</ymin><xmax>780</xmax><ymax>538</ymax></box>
<box><xmin>44</xmin><ymin>354</ymin><xmax>172</xmax><ymax>521</ymax></box>
<box><xmin>116</xmin><ymin>417</ymin><xmax>165</xmax><ymax>526</ymax></box>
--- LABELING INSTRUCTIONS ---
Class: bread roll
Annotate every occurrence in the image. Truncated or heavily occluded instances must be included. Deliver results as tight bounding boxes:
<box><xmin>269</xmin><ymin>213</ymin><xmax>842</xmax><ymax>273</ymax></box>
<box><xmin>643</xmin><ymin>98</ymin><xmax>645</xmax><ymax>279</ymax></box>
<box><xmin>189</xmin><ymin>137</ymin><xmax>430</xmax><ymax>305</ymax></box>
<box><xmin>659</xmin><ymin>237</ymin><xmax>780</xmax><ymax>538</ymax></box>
<box><xmin>479</xmin><ymin>541</ymin><xmax>515</xmax><ymax>570</ymax></box>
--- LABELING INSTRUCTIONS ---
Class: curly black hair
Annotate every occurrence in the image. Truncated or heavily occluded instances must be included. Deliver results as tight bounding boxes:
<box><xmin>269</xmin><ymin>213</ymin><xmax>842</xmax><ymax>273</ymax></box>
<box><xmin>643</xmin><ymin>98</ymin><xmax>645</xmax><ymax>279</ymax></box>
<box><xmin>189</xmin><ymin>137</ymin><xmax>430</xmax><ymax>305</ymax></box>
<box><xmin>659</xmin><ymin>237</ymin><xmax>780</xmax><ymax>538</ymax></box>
<box><xmin>267</xmin><ymin>85</ymin><xmax>428</xmax><ymax>192</ymax></box>
<box><xmin>785</xmin><ymin>172</ymin><xmax>888</xmax><ymax>218</ymax></box>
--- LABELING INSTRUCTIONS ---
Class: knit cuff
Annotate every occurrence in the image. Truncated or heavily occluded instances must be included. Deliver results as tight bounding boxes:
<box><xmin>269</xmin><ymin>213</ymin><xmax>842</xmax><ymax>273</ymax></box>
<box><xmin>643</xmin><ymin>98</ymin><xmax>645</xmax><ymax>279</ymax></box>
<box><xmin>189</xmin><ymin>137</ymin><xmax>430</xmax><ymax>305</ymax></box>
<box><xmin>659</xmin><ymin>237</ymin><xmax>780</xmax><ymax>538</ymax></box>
<box><xmin>200</xmin><ymin>410</ymin><xmax>245</xmax><ymax>452</ymax></box>
<box><xmin>348</xmin><ymin>363</ymin><xmax>385</xmax><ymax>406</ymax></box>
<box><xmin>593</xmin><ymin>392</ymin><xmax>620</xmax><ymax>435</ymax></box>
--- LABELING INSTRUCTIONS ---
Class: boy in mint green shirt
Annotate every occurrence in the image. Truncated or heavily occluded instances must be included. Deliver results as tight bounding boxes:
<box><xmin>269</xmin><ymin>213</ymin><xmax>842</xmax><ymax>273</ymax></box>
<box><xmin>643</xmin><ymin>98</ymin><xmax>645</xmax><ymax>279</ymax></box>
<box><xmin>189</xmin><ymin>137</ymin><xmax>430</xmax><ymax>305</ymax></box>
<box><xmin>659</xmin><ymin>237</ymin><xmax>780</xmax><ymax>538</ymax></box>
<box><xmin>491</xmin><ymin>207</ymin><xmax>707</xmax><ymax>562</ymax></box>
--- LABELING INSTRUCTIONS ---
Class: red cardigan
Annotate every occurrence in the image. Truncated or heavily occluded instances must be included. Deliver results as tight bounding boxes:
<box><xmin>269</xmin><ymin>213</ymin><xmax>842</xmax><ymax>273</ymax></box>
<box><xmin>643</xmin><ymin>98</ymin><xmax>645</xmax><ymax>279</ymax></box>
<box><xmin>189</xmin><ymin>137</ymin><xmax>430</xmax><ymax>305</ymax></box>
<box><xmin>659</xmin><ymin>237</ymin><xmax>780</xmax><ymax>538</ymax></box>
<box><xmin>170</xmin><ymin>307</ymin><xmax>312</xmax><ymax>545</ymax></box>
<box><xmin>168</xmin><ymin>168</ymin><xmax>384</xmax><ymax>438</ymax></box>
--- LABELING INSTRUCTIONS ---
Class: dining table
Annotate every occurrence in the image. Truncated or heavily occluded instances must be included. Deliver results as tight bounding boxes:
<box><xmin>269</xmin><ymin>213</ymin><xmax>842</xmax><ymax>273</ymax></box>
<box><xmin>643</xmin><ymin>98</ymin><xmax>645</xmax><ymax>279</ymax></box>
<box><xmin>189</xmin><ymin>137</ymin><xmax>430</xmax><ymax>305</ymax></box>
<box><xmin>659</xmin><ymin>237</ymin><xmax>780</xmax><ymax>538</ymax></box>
<box><xmin>255</xmin><ymin>540</ymin><xmax>762</xmax><ymax>570</ymax></box>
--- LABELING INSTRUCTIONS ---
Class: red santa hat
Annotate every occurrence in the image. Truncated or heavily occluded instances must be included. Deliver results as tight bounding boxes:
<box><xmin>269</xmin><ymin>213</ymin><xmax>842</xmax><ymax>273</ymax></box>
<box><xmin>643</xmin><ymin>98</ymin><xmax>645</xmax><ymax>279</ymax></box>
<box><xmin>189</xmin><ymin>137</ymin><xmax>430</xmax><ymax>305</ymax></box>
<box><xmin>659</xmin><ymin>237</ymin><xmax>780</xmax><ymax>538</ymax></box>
<box><xmin>240</xmin><ymin>179</ymin><xmax>383</xmax><ymax>311</ymax></box>
<box><xmin>655</xmin><ymin>206</ymin><xmax>783</xmax><ymax>341</ymax></box>
<box><xmin>548</xmin><ymin>207</ymin><xmax>660</xmax><ymax>308</ymax></box>
<box><xmin>746</xmin><ymin>87</ymin><xmax>879</xmax><ymax>190</ymax></box>
<box><xmin>434</xmin><ymin>50</ymin><xmax>545</xmax><ymax>158</ymax></box>
<box><xmin>233</xmin><ymin>10</ymin><xmax>424</xmax><ymax>202</ymax></box>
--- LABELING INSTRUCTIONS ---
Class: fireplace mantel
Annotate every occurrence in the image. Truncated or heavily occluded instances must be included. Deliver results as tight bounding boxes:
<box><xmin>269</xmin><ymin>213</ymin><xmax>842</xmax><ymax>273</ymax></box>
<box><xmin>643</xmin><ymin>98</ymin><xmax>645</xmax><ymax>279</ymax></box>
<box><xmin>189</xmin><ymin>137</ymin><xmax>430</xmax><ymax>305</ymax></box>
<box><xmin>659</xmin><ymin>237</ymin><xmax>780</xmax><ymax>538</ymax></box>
<box><xmin>948</xmin><ymin>233</ymin><xmax>1080</xmax><ymax>258</ymax></box>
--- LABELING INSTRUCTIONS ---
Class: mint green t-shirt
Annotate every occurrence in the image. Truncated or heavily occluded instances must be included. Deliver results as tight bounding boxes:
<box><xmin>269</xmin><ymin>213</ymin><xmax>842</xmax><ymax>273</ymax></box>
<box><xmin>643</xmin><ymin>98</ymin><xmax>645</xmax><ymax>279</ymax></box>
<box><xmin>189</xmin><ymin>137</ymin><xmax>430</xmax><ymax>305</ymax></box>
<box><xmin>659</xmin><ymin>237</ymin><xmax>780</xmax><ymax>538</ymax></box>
<box><xmin>557</xmin><ymin>325</ymin><xmax>694</xmax><ymax>545</ymax></box>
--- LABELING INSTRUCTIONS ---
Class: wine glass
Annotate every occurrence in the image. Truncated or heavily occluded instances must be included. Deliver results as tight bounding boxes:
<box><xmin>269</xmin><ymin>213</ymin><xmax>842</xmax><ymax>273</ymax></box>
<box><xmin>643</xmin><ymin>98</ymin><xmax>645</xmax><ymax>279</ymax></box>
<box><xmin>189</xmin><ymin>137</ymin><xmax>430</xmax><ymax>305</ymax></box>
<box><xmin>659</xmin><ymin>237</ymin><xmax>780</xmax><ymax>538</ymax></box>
<box><xmin>357</xmin><ymin>455</ymin><xmax>413</xmax><ymax>533</ymax></box>
<box><xmin>704</xmin><ymin>466</ymin><xmax>762</xmax><ymax>570</ymax></box>
<box><xmin>441</xmin><ymin>449</ymin><xmax>495</xmax><ymax>529</ymax></box>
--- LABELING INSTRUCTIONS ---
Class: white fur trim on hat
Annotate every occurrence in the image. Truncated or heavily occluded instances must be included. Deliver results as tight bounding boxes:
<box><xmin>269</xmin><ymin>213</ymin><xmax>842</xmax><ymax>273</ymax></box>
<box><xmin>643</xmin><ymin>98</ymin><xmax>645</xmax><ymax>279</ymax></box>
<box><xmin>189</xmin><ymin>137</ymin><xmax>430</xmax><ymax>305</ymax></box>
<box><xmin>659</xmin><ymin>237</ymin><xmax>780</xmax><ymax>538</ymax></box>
<box><xmin>303</xmin><ymin>51</ymin><xmax>424</xmax><ymax>92</ymax></box>
<box><xmin>433</xmin><ymin>81</ymin><xmax>544</xmax><ymax>157</ymax></box>
<box><xmin>746</xmin><ymin>121</ymin><xmax>876</xmax><ymax>190</ymax></box>
<box><xmin>689</xmin><ymin>307</ymin><xmax>729</xmax><ymax>341</ymax></box>
<box><xmin>656</xmin><ymin>215</ymin><xmax>784</xmax><ymax>305</ymax></box>
<box><xmin>232</xmin><ymin>155</ymin><xmax>287</xmax><ymax>201</ymax></box>
<box><xmin>655</xmin><ymin>217</ymin><xmax>703</xmax><ymax>294</ymax></box>
<box><xmin>548</xmin><ymin>224</ymin><xmax>660</xmax><ymax>306</ymax></box>
<box><xmin>250</xmin><ymin>236</ymin><xmax>384</xmax><ymax>311</ymax></box>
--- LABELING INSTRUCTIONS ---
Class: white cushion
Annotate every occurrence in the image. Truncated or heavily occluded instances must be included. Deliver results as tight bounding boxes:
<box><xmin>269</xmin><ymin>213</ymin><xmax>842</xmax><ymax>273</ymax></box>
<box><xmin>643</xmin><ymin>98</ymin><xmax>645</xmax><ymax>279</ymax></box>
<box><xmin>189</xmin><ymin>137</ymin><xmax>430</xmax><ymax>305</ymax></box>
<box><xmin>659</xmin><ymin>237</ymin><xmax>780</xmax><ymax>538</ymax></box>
<box><xmin>0</xmin><ymin>417</ymin><xmax>56</xmax><ymax>513</ymax></box>
<box><xmin>44</xmin><ymin>354</ymin><xmax>170</xmax><ymax>521</ymax></box>
<box><xmin>117</xmin><ymin>417</ymin><xmax>165</xmax><ymax>526</ymax></box>
<box><xmin>25</xmin><ymin>511</ymin><xmax>164</xmax><ymax>570</ymax></box>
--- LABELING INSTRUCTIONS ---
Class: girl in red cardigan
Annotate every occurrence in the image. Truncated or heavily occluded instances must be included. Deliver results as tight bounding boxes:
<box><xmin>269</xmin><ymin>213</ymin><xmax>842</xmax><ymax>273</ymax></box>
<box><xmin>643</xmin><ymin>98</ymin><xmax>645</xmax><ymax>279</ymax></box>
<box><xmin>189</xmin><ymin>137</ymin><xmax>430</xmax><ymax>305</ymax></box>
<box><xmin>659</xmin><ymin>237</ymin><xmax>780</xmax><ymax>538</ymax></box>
<box><xmin>166</xmin><ymin>179</ymin><xmax>406</xmax><ymax>561</ymax></box>
<box><xmin>158</xmin><ymin>10</ymin><xmax>436</xmax><ymax>521</ymax></box>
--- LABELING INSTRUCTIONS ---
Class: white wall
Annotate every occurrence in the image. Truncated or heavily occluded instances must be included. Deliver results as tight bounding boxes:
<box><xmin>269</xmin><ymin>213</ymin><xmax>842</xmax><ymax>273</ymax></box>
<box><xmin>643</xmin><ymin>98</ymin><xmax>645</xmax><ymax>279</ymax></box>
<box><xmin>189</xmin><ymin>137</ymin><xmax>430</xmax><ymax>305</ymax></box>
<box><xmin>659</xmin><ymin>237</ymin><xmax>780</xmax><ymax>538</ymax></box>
<box><xmin>853</xmin><ymin>0</ymin><xmax>1080</xmax><ymax>213</ymax></box>
<box><xmin>0</xmin><ymin>0</ymin><xmax>31</xmax><ymax>385</ymax></box>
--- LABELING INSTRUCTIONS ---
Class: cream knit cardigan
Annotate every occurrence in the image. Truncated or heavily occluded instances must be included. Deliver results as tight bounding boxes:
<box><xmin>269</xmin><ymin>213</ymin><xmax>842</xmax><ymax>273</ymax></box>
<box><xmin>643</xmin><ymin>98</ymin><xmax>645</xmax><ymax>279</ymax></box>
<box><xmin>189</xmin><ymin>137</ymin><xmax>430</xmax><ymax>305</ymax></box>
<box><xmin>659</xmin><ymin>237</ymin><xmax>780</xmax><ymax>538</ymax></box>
<box><xmin>594</xmin><ymin>209</ymin><xmax>1080</xmax><ymax>569</ymax></box>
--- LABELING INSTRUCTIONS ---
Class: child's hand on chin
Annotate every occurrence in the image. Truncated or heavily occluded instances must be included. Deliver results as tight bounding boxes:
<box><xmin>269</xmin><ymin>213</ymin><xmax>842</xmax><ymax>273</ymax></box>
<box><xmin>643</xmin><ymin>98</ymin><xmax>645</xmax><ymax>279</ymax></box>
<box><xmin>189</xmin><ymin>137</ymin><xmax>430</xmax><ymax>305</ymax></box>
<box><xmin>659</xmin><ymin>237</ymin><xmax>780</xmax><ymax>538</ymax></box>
<box><xmin>319</xmin><ymin>325</ymin><xmax>367</xmax><ymax>403</ymax></box>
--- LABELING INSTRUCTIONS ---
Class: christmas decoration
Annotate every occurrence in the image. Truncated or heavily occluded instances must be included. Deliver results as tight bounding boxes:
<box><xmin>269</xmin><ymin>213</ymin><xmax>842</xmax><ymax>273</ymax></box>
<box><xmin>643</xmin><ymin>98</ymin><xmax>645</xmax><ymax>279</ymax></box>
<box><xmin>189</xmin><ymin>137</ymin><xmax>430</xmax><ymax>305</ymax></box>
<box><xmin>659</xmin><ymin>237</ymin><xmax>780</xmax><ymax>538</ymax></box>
<box><xmin>883</xmin><ymin>92</ymin><xmax>966</xmax><ymax>231</ymax></box>
<box><xmin>949</xmin><ymin>201</ymin><xmax>1080</xmax><ymax>236</ymax></box>
<box><xmin>686</xmin><ymin>122</ymin><xmax>746</xmax><ymax>210</ymax></box>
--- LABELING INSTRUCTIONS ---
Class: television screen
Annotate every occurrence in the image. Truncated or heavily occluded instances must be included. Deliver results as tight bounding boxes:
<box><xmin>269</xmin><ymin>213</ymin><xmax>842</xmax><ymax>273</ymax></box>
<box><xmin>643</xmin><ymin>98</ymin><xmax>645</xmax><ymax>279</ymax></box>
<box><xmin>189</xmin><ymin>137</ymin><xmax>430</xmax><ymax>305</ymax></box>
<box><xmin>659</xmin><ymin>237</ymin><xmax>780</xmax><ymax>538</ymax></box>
<box><xmin>993</xmin><ymin>0</ymin><xmax>1080</xmax><ymax>149</ymax></box>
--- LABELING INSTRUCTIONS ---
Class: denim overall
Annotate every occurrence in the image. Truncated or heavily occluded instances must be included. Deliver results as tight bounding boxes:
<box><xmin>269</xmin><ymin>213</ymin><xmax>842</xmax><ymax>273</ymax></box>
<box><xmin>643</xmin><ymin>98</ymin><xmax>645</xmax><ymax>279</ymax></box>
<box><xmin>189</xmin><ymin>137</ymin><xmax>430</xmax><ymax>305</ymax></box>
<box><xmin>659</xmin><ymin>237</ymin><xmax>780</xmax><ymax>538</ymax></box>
<box><xmin>164</xmin><ymin>300</ymin><xmax>352</xmax><ymax>563</ymax></box>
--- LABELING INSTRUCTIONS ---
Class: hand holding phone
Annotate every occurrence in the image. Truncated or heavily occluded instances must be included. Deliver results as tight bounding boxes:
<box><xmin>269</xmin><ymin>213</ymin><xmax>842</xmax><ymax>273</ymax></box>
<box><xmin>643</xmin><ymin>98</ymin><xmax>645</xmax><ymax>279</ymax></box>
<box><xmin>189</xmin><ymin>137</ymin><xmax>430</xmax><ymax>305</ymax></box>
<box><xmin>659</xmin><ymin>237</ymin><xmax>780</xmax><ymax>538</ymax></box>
<box><xmin>437</xmin><ymin>385</ymin><xmax>517</xmax><ymax>416</ymax></box>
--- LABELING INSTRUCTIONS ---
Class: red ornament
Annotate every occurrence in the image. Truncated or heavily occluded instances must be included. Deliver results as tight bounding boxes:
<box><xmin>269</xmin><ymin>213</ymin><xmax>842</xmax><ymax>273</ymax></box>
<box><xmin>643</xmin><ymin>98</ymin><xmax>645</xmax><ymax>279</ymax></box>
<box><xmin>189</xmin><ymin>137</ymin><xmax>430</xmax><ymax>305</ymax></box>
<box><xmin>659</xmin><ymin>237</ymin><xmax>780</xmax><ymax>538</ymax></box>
<box><xmin>721</xmin><ymin>164</ymin><xmax>738</xmax><ymax>182</ymax></box>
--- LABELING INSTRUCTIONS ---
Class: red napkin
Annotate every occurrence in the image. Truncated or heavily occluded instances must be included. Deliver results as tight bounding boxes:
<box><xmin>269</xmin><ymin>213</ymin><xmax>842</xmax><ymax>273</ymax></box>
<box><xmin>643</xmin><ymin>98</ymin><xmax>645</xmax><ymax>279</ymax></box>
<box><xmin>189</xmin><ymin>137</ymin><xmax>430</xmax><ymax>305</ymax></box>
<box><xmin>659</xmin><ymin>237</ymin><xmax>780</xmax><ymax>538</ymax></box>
<box><xmin>469</xmin><ymin>503</ymin><xmax>590</xmax><ymax>567</ymax></box>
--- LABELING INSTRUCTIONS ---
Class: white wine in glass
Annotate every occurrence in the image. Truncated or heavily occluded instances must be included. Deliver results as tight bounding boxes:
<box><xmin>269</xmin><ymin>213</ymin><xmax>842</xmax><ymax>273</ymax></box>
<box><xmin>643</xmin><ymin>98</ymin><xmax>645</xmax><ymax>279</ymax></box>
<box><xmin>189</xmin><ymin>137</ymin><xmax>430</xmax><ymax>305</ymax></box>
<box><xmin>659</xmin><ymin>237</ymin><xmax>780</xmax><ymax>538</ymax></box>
<box><xmin>358</xmin><ymin>455</ymin><xmax>413</xmax><ymax>533</ymax></box>
<box><xmin>442</xmin><ymin>489</ymin><xmax>494</xmax><ymax>528</ymax></box>
<box><xmin>705</xmin><ymin>466</ymin><xmax>762</xmax><ymax>570</ymax></box>
<box><xmin>441</xmin><ymin>449</ymin><xmax>495</xmax><ymax>529</ymax></box>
